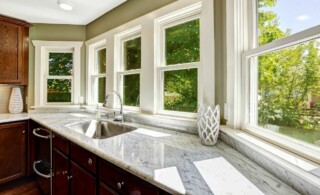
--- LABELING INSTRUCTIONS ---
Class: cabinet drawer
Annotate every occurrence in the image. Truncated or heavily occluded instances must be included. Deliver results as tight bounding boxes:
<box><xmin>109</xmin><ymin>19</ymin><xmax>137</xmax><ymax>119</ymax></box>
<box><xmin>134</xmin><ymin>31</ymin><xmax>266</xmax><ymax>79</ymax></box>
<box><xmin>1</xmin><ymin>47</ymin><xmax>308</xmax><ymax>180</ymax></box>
<box><xmin>53</xmin><ymin>133</ymin><xmax>69</xmax><ymax>155</ymax></box>
<box><xmin>70</xmin><ymin>143</ymin><xmax>96</xmax><ymax>174</ymax></box>
<box><xmin>99</xmin><ymin>160</ymin><xmax>160</xmax><ymax>195</ymax></box>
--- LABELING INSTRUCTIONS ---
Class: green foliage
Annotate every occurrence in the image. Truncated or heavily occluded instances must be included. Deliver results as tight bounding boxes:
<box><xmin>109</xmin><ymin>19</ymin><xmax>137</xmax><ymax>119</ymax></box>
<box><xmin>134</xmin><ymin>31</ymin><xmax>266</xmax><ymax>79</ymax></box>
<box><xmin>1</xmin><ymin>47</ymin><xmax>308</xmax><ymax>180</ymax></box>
<box><xmin>124</xmin><ymin>37</ymin><xmax>141</xmax><ymax>70</ymax></box>
<box><xmin>47</xmin><ymin>79</ymin><xmax>71</xmax><ymax>102</ymax></box>
<box><xmin>49</xmin><ymin>53</ymin><xmax>73</xmax><ymax>76</ymax></box>
<box><xmin>164</xmin><ymin>69</ymin><xmax>197</xmax><ymax>112</ymax></box>
<box><xmin>123</xmin><ymin>74</ymin><xmax>140</xmax><ymax>106</ymax></box>
<box><xmin>97</xmin><ymin>48</ymin><xmax>106</xmax><ymax>74</ymax></box>
<box><xmin>165</xmin><ymin>19</ymin><xmax>200</xmax><ymax>65</ymax></box>
<box><xmin>98</xmin><ymin>77</ymin><xmax>106</xmax><ymax>103</ymax></box>
<box><xmin>258</xmin><ymin>0</ymin><xmax>320</xmax><ymax>131</ymax></box>
<box><xmin>47</xmin><ymin>53</ymin><xmax>73</xmax><ymax>103</ymax></box>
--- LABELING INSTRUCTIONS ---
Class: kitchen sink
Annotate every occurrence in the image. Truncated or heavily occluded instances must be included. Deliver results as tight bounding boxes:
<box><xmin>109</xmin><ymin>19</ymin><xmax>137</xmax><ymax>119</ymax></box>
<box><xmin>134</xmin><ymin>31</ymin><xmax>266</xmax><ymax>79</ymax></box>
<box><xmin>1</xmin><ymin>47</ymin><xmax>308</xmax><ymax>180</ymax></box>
<box><xmin>66</xmin><ymin>120</ymin><xmax>137</xmax><ymax>139</ymax></box>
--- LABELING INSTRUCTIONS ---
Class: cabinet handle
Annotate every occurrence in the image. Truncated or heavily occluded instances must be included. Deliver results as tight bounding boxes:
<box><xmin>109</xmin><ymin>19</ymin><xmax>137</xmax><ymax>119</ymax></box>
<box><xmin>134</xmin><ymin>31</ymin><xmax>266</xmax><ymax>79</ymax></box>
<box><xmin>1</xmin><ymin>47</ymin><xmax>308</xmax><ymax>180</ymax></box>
<box><xmin>62</xmin><ymin>171</ymin><xmax>67</xmax><ymax>175</ymax></box>
<box><xmin>88</xmin><ymin>158</ymin><xmax>93</xmax><ymax>165</ymax></box>
<box><xmin>67</xmin><ymin>175</ymin><xmax>73</xmax><ymax>180</ymax></box>
<box><xmin>117</xmin><ymin>182</ymin><xmax>125</xmax><ymax>190</ymax></box>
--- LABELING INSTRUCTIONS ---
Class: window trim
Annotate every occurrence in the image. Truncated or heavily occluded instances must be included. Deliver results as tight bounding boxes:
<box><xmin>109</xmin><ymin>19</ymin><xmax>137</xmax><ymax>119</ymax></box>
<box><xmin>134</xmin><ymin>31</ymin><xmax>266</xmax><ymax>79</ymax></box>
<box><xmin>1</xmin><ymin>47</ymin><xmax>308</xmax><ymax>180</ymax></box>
<box><xmin>32</xmin><ymin>40</ymin><xmax>82</xmax><ymax>107</ymax></box>
<box><xmin>238</xmin><ymin>0</ymin><xmax>320</xmax><ymax>163</ymax></box>
<box><xmin>155</xmin><ymin>3</ymin><xmax>202</xmax><ymax>117</ymax></box>
<box><xmin>86</xmin><ymin>39</ymin><xmax>107</xmax><ymax>105</ymax></box>
<box><xmin>85</xmin><ymin>0</ymin><xmax>214</xmax><ymax>117</ymax></box>
<box><xmin>114</xmin><ymin>26</ymin><xmax>142</xmax><ymax>111</ymax></box>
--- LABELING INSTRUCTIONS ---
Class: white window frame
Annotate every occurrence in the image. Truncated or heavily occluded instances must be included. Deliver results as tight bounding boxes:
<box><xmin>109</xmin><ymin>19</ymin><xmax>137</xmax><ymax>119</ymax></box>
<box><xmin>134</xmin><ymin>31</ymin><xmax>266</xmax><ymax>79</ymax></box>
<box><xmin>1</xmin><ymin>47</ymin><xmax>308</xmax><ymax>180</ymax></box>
<box><xmin>87</xmin><ymin>40</ymin><xmax>107</xmax><ymax>105</ymax></box>
<box><xmin>32</xmin><ymin>41</ymin><xmax>82</xmax><ymax>107</ymax></box>
<box><xmin>114</xmin><ymin>26</ymin><xmax>142</xmax><ymax>112</ymax></box>
<box><xmin>155</xmin><ymin>3</ymin><xmax>203</xmax><ymax>118</ymax></box>
<box><xmin>86</xmin><ymin>0</ymin><xmax>214</xmax><ymax>118</ymax></box>
<box><xmin>228</xmin><ymin>0</ymin><xmax>320</xmax><ymax>163</ymax></box>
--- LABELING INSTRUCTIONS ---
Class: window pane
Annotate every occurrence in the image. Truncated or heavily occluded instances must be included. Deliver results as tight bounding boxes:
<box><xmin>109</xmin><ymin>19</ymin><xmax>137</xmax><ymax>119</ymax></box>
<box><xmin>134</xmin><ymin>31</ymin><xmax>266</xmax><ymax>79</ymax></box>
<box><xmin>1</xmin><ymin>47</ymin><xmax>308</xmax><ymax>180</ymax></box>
<box><xmin>165</xmin><ymin>19</ymin><xmax>200</xmax><ymax>65</ymax></box>
<box><xmin>256</xmin><ymin>38</ymin><xmax>320</xmax><ymax>147</ymax></box>
<box><xmin>47</xmin><ymin>79</ymin><xmax>72</xmax><ymax>102</ymax></box>
<box><xmin>123</xmin><ymin>74</ymin><xmax>140</xmax><ymax>106</ymax></box>
<box><xmin>258</xmin><ymin>0</ymin><xmax>320</xmax><ymax>46</ymax></box>
<box><xmin>97</xmin><ymin>48</ymin><xmax>106</xmax><ymax>74</ymax></box>
<box><xmin>123</xmin><ymin>37</ymin><xmax>141</xmax><ymax>70</ymax></box>
<box><xmin>97</xmin><ymin>77</ymin><xmax>106</xmax><ymax>103</ymax></box>
<box><xmin>49</xmin><ymin>53</ymin><xmax>73</xmax><ymax>76</ymax></box>
<box><xmin>164</xmin><ymin>69</ymin><xmax>197</xmax><ymax>112</ymax></box>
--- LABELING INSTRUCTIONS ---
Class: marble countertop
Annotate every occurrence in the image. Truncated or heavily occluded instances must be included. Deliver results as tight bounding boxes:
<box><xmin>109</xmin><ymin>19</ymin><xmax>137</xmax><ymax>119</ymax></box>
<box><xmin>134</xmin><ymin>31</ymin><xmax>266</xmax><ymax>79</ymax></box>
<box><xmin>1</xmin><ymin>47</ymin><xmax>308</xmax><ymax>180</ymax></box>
<box><xmin>0</xmin><ymin>113</ymin><xmax>299</xmax><ymax>195</ymax></box>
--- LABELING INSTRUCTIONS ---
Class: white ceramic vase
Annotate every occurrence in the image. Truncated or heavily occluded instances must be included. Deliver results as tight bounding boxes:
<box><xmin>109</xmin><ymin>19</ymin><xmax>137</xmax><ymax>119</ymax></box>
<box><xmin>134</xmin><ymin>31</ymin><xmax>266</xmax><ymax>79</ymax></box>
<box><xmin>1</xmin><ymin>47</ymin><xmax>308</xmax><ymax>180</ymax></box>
<box><xmin>197</xmin><ymin>105</ymin><xmax>220</xmax><ymax>146</ymax></box>
<box><xmin>9</xmin><ymin>87</ymin><xmax>23</xmax><ymax>114</ymax></box>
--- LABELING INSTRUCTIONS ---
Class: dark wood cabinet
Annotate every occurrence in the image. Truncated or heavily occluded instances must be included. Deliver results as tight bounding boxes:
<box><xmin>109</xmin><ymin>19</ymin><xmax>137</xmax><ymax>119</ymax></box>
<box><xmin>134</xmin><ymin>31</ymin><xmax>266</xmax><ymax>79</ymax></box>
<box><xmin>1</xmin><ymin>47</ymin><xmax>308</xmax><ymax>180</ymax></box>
<box><xmin>53</xmin><ymin>149</ymin><xmax>68</xmax><ymax>195</ymax></box>
<box><xmin>0</xmin><ymin>15</ymin><xmax>30</xmax><ymax>85</ymax></box>
<box><xmin>0</xmin><ymin>121</ymin><xmax>27</xmax><ymax>184</ymax></box>
<box><xmin>69</xmin><ymin>161</ymin><xmax>96</xmax><ymax>195</ymax></box>
<box><xmin>99</xmin><ymin>183</ymin><xmax>118</xmax><ymax>195</ymax></box>
<box><xmin>99</xmin><ymin>159</ymin><xmax>160</xmax><ymax>195</ymax></box>
<box><xmin>53</xmin><ymin>133</ymin><xmax>69</xmax><ymax>155</ymax></box>
<box><xmin>24</xmin><ymin>120</ymin><xmax>168</xmax><ymax>194</ymax></box>
<box><xmin>70</xmin><ymin>142</ymin><xmax>96</xmax><ymax>174</ymax></box>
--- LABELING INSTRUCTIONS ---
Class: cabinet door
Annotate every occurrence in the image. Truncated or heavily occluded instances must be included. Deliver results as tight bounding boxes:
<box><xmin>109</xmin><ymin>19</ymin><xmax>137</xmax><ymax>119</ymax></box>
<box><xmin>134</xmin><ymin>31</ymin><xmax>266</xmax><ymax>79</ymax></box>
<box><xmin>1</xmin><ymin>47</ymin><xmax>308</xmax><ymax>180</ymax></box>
<box><xmin>53</xmin><ymin>149</ymin><xmax>68</xmax><ymax>195</ymax></box>
<box><xmin>99</xmin><ymin>183</ymin><xmax>118</xmax><ymax>195</ymax></box>
<box><xmin>0</xmin><ymin>21</ymin><xmax>24</xmax><ymax>84</ymax></box>
<box><xmin>70</xmin><ymin>161</ymin><xmax>96</xmax><ymax>195</ymax></box>
<box><xmin>99</xmin><ymin>160</ymin><xmax>160</xmax><ymax>195</ymax></box>
<box><xmin>0</xmin><ymin>122</ymin><xmax>26</xmax><ymax>184</ymax></box>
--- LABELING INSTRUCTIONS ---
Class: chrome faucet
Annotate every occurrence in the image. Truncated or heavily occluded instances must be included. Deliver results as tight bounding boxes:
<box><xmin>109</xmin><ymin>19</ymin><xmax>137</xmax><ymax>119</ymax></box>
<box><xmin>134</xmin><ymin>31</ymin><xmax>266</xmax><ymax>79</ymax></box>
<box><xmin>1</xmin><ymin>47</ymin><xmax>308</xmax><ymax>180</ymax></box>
<box><xmin>103</xmin><ymin>90</ymin><xmax>123</xmax><ymax>122</ymax></box>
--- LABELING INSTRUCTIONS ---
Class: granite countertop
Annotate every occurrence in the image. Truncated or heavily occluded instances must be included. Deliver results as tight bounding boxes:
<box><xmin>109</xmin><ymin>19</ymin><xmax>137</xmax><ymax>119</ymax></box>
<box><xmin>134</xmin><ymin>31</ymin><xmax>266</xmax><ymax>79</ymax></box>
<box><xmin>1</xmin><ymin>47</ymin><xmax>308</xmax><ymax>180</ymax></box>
<box><xmin>0</xmin><ymin>113</ymin><xmax>299</xmax><ymax>195</ymax></box>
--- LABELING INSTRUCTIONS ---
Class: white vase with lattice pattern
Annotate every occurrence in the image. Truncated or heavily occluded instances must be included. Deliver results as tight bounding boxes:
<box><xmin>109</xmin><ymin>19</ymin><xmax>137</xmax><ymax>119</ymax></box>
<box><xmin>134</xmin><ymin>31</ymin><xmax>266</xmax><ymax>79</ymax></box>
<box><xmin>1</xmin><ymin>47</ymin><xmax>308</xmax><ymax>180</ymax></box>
<box><xmin>197</xmin><ymin>105</ymin><xmax>220</xmax><ymax>146</ymax></box>
<box><xmin>9</xmin><ymin>87</ymin><xmax>23</xmax><ymax>114</ymax></box>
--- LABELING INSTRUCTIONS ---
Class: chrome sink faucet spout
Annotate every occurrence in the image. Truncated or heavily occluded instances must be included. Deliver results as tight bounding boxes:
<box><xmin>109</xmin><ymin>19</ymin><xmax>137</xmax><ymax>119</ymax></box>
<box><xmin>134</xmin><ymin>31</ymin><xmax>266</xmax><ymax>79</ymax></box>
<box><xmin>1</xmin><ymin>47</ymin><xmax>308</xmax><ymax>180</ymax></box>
<box><xmin>103</xmin><ymin>90</ymin><xmax>123</xmax><ymax>122</ymax></box>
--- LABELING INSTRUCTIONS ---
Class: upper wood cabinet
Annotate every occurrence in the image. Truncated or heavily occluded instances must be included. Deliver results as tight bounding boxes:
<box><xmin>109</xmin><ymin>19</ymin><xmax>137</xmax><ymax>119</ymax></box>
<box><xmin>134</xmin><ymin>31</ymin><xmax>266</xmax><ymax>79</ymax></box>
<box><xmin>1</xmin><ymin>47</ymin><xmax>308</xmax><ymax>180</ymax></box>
<box><xmin>0</xmin><ymin>15</ymin><xmax>31</xmax><ymax>85</ymax></box>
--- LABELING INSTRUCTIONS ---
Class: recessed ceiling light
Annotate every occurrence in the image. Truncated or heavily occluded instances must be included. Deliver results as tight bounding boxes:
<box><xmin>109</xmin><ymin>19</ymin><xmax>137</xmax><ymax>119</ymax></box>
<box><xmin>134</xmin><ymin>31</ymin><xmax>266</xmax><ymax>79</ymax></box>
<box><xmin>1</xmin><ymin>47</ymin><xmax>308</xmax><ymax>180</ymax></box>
<box><xmin>57</xmin><ymin>0</ymin><xmax>73</xmax><ymax>11</ymax></box>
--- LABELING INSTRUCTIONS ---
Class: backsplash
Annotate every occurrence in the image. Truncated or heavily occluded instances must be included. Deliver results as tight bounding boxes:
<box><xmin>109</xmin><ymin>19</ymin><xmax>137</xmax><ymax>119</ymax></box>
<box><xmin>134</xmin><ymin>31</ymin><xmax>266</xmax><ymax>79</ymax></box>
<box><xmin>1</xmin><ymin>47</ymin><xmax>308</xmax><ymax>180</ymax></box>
<box><xmin>0</xmin><ymin>85</ymin><xmax>24</xmax><ymax>113</ymax></box>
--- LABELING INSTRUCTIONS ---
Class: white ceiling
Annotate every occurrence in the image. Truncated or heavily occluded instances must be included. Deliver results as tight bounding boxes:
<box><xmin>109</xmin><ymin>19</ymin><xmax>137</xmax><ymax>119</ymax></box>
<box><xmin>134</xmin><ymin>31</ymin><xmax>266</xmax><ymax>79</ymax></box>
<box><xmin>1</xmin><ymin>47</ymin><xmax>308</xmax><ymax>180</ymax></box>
<box><xmin>0</xmin><ymin>0</ymin><xmax>127</xmax><ymax>25</ymax></box>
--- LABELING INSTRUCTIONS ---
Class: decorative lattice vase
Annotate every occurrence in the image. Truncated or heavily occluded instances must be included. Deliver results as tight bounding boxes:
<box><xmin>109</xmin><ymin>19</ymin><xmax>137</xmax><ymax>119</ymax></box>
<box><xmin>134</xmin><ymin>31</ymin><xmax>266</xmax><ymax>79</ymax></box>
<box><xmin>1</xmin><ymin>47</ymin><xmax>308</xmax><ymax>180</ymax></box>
<box><xmin>197</xmin><ymin>105</ymin><xmax>220</xmax><ymax>146</ymax></box>
<box><xmin>9</xmin><ymin>87</ymin><xmax>23</xmax><ymax>114</ymax></box>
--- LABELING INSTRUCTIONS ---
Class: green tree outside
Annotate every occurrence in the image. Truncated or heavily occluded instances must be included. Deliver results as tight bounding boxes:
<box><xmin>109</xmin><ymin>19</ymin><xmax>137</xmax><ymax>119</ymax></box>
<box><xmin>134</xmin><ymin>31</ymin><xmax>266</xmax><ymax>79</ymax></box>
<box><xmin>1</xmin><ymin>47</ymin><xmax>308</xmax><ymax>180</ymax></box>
<box><xmin>257</xmin><ymin>0</ymin><xmax>320</xmax><ymax>145</ymax></box>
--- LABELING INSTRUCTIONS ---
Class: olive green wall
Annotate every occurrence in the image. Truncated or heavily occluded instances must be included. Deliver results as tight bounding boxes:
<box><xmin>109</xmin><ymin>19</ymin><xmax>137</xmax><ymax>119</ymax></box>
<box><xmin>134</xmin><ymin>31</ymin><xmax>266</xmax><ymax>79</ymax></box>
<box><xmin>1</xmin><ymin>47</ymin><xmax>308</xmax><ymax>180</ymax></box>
<box><xmin>28</xmin><ymin>24</ymin><xmax>86</xmax><ymax>109</ymax></box>
<box><xmin>86</xmin><ymin>0</ymin><xmax>177</xmax><ymax>40</ymax></box>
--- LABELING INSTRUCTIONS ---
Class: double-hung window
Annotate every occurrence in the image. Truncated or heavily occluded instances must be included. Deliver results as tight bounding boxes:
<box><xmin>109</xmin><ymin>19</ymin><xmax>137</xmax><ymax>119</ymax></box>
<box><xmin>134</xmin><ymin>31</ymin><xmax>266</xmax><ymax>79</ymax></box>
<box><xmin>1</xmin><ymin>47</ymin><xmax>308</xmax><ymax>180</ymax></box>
<box><xmin>46</xmin><ymin>51</ymin><xmax>73</xmax><ymax>103</ymax></box>
<box><xmin>92</xmin><ymin>46</ymin><xmax>107</xmax><ymax>104</ymax></box>
<box><xmin>156</xmin><ymin>8</ymin><xmax>201</xmax><ymax>116</ymax></box>
<box><xmin>86</xmin><ymin>40</ymin><xmax>107</xmax><ymax>105</ymax></box>
<box><xmin>242</xmin><ymin>0</ymin><xmax>320</xmax><ymax>160</ymax></box>
<box><xmin>33</xmin><ymin>41</ymin><xmax>82</xmax><ymax>107</ymax></box>
<box><xmin>115</xmin><ymin>27</ymin><xmax>141</xmax><ymax>109</ymax></box>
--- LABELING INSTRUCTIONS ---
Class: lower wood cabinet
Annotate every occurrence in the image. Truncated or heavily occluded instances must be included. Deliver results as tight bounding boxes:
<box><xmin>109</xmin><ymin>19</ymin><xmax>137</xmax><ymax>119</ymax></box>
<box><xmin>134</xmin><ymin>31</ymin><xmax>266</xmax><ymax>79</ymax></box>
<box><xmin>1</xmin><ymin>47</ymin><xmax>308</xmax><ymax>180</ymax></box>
<box><xmin>99</xmin><ymin>183</ymin><xmax>117</xmax><ymax>195</ymax></box>
<box><xmin>50</xmin><ymin>133</ymin><xmax>168</xmax><ymax>195</ymax></box>
<box><xmin>99</xmin><ymin>159</ymin><xmax>160</xmax><ymax>195</ymax></box>
<box><xmin>53</xmin><ymin>148</ymin><xmax>68</xmax><ymax>195</ymax></box>
<box><xmin>70</xmin><ymin>161</ymin><xmax>96</xmax><ymax>195</ymax></box>
<box><xmin>0</xmin><ymin>121</ymin><xmax>27</xmax><ymax>184</ymax></box>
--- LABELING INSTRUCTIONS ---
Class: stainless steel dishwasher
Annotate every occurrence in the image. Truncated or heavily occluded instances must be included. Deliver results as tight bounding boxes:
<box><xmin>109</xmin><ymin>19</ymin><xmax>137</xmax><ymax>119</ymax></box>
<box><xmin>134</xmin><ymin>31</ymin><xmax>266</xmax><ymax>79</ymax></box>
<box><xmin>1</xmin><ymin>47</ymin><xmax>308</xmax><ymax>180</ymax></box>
<box><xmin>32</xmin><ymin>127</ymin><xmax>52</xmax><ymax>195</ymax></box>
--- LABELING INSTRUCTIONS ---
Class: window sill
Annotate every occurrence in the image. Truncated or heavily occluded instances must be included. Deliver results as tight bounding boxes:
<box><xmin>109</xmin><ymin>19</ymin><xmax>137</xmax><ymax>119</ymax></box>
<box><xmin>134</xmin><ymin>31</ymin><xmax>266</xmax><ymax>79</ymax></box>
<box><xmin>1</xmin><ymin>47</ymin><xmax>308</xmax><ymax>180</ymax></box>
<box><xmin>219</xmin><ymin>125</ymin><xmax>320</xmax><ymax>194</ymax></box>
<box><xmin>29</xmin><ymin>105</ymin><xmax>83</xmax><ymax>113</ymax></box>
<box><xmin>124</xmin><ymin>111</ymin><xmax>198</xmax><ymax>134</ymax></box>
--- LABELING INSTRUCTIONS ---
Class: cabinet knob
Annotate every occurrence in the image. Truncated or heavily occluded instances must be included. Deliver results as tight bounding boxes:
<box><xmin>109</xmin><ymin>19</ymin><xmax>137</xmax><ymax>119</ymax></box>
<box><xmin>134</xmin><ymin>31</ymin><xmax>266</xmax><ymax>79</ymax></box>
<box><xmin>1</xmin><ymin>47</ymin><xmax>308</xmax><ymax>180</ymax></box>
<box><xmin>117</xmin><ymin>182</ymin><xmax>125</xmax><ymax>190</ymax></box>
<box><xmin>67</xmin><ymin>175</ymin><xmax>73</xmax><ymax>180</ymax></box>
<box><xmin>62</xmin><ymin>171</ymin><xmax>67</xmax><ymax>175</ymax></box>
<box><xmin>88</xmin><ymin>158</ymin><xmax>93</xmax><ymax>165</ymax></box>
<box><xmin>22</xmin><ymin>130</ymin><xmax>25</xmax><ymax>134</ymax></box>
